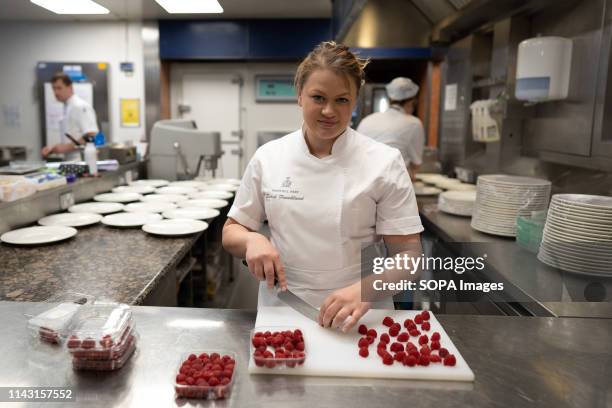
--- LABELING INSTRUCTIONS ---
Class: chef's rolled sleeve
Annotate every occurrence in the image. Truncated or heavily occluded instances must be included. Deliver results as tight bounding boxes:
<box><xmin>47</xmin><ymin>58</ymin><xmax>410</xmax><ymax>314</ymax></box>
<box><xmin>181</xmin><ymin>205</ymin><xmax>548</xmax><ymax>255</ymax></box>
<box><xmin>375</xmin><ymin>151</ymin><xmax>424</xmax><ymax>235</ymax></box>
<box><xmin>227</xmin><ymin>154</ymin><xmax>265</xmax><ymax>231</ymax></box>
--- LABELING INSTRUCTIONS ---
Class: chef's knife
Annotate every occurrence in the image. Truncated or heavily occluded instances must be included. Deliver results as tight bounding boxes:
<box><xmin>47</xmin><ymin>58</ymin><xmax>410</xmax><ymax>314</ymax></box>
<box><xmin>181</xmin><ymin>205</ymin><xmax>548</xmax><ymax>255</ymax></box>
<box><xmin>242</xmin><ymin>259</ymin><xmax>320</xmax><ymax>323</ymax></box>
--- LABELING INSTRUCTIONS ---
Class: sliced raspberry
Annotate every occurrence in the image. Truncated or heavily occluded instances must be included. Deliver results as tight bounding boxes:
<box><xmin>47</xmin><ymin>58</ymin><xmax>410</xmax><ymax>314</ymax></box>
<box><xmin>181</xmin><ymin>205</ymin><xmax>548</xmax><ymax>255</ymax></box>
<box><xmin>409</xmin><ymin>329</ymin><xmax>420</xmax><ymax>337</ymax></box>
<box><xmin>418</xmin><ymin>335</ymin><xmax>428</xmax><ymax>345</ymax></box>
<box><xmin>390</xmin><ymin>342</ymin><xmax>404</xmax><ymax>353</ymax></box>
<box><xmin>421</xmin><ymin>322</ymin><xmax>431</xmax><ymax>331</ymax></box>
<box><xmin>439</xmin><ymin>348</ymin><xmax>449</xmax><ymax>358</ymax></box>
<box><xmin>431</xmin><ymin>341</ymin><xmax>440</xmax><ymax>350</ymax></box>
<box><xmin>405</xmin><ymin>355</ymin><xmax>417</xmax><ymax>367</ymax></box>
<box><xmin>414</xmin><ymin>314</ymin><xmax>423</xmax><ymax>324</ymax></box>
<box><xmin>382</xmin><ymin>316</ymin><xmax>394</xmax><ymax>327</ymax></box>
<box><xmin>443</xmin><ymin>354</ymin><xmax>456</xmax><ymax>366</ymax></box>
<box><xmin>358</xmin><ymin>324</ymin><xmax>368</xmax><ymax>335</ymax></box>
<box><xmin>397</xmin><ymin>332</ymin><xmax>409</xmax><ymax>342</ymax></box>
<box><xmin>380</xmin><ymin>333</ymin><xmax>390</xmax><ymax>344</ymax></box>
<box><xmin>359</xmin><ymin>347</ymin><xmax>369</xmax><ymax>358</ymax></box>
<box><xmin>421</xmin><ymin>310</ymin><xmax>430</xmax><ymax>321</ymax></box>
<box><xmin>394</xmin><ymin>351</ymin><xmax>406</xmax><ymax>362</ymax></box>
<box><xmin>358</xmin><ymin>337</ymin><xmax>369</xmax><ymax>348</ymax></box>
<box><xmin>382</xmin><ymin>353</ymin><xmax>394</xmax><ymax>365</ymax></box>
<box><xmin>418</xmin><ymin>354</ymin><xmax>430</xmax><ymax>366</ymax></box>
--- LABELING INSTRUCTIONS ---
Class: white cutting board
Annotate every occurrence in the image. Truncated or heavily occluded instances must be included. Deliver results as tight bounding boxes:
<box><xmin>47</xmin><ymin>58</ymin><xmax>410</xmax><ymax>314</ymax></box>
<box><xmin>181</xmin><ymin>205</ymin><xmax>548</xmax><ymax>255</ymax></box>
<box><xmin>248</xmin><ymin>307</ymin><xmax>474</xmax><ymax>381</ymax></box>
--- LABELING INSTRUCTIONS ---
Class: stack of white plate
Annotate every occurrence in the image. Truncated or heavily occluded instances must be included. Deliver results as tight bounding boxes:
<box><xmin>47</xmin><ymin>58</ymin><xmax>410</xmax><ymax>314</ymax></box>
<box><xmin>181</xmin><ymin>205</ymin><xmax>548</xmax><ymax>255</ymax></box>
<box><xmin>438</xmin><ymin>191</ymin><xmax>477</xmax><ymax>217</ymax></box>
<box><xmin>433</xmin><ymin>178</ymin><xmax>462</xmax><ymax>190</ymax></box>
<box><xmin>537</xmin><ymin>194</ymin><xmax>612</xmax><ymax>276</ymax></box>
<box><xmin>471</xmin><ymin>174</ymin><xmax>551</xmax><ymax>237</ymax></box>
<box><xmin>414</xmin><ymin>186</ymin><xmax>442</xmax><ymax>196</ymax></box>
<box><xmin>417</xmin><ymin>173</ymin><xmax>448</xmax><ymax>185</ymax></box>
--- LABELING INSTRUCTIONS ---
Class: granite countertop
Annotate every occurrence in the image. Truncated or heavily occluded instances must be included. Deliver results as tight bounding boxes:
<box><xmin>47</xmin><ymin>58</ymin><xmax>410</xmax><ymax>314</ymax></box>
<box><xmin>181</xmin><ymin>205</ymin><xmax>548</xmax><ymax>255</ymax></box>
<box><xmin>0</xmin><ymin>224</ymin><xmax>201</xmax><ymax>304</ymax></box>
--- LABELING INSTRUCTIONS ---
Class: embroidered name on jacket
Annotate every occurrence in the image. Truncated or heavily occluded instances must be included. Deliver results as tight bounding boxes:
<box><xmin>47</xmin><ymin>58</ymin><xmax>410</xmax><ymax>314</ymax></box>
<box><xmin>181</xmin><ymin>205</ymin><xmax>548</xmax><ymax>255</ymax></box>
<box><xmin>264</xmin><ymin>177</ymin><xmax>304</xmax><ymax>201</ymax></box>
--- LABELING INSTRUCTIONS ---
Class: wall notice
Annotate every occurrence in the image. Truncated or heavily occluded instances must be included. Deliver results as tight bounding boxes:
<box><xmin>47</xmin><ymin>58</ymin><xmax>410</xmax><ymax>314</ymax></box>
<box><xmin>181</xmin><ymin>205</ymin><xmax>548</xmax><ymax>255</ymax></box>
<box><xmin>120</xmin><ymin>98</ymin><xmax>140</xmax><ymax>127</ymax></box>
<box><xmin>444</xmin><ymin>84</ymin><xmax>458</xmax><ymax>111</ymax></box>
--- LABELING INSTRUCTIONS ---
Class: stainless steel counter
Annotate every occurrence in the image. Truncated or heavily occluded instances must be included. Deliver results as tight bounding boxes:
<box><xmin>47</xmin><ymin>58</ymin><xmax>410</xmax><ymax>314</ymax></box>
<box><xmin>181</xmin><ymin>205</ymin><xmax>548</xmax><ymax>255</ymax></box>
<box><xmin>2</xmin><ymin>302</ymin><xmax>611</xmax><ymax>408</ymax></box>
<box><xmin>417</xmin><ymin>197</ymin><xmax>612</xmax><ymax>318</ymax></box>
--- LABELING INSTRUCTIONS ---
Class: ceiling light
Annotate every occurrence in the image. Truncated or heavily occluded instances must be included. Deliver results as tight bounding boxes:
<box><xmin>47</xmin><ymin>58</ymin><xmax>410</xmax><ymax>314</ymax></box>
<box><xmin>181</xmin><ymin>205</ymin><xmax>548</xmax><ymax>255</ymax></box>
<box><xmin>155</xmin><ymin>0</ymin><xmax>223</xmax><ymax>14</ymax></box>
<box><xmin>30</xmin><ymin>0</ymin><xmax>110</xmax><ymax>14</ymax></box>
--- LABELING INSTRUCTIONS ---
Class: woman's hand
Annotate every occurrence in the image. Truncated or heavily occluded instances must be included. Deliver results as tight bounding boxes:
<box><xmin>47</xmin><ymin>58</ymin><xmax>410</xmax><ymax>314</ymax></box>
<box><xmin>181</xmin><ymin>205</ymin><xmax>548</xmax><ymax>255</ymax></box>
<box><xmin>318</xmin><ymin>281</ymin><xmax>371</xmax><ymax>332</ymax></box>
<box><xmin>245</xmin><ymin>233</ymin><xmax>287</xmax><ymax>290</ymax></box>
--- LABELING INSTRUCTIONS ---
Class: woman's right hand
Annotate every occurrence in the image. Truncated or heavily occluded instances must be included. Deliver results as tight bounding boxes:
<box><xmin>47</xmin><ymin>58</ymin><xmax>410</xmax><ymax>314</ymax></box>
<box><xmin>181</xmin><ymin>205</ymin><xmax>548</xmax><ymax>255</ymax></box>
<box><xmin>245</xmin><ymin>233</ymin><xmax>287</xmax><ymax>291</ymax></box>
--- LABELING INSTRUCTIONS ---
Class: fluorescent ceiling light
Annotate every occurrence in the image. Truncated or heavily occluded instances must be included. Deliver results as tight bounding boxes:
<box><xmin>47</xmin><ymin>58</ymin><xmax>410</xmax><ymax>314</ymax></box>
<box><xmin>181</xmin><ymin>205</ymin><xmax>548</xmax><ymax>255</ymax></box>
<box><xmin>155</xmin><ymin>0</ymin><xmax>223</xmax><ymax>14</ymax></box>
<box><xmin>30</xmin><ymin>0</ymin><xmax>110</xmax><ymax>14</ymax></box>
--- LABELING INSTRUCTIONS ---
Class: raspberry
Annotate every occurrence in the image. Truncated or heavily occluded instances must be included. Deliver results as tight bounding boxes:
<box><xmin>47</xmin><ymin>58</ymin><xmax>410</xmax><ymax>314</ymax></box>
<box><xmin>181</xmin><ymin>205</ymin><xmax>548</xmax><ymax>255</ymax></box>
<box><xmin>377</xmin><ymin>347</ymin><xmax>386</xmax><ymax>357</ymax></box>
<box><xmin>199</xmin><ymin>352</ymin><xmax>210</xmax><ymax>360</ymax></box>
<box><xmin>296</xmin><ymin>342</ymin><xmax>305</xmax><ymax>351</ymax></box>
<box><xmin>293</xmin><ymin>329</ymin><xmax>302</xmax><ymax>337</ymax></box>
<box><xmin>439</xmin><ymin>348</ymin><xmax>449</xmax><ymax>358</ymax></box>
<box><xmin>285</xmin><ymin>342</ymin><xmax>295</xmax><ymax>351</ymax></box>
<box><xmin>390</xmin><ymin>342</ymin><xmax>404</xmax><ymax>352</ymax></box>
<box><xmin>254</xmin><ymin>332</ymin><xmax>263</xmax><ymax>338</ymax></box>
<box><xmin>265</xmin><ymin>360</ymin><xmax>276</xmax><ymax>368</ymax></box>
<box><xmin>406</xmin><ymin>342</ymin><xmax>417</xmax><ymax>351</ymax></box>
<box><xmin>81</xmin><ymin>337</ymin><xmax>95</xmax><ymax>349</ymax></box>
<box><xmin>382</xmin><ymin>353</ymin><xmax>394</xmax><ymax>365</ymax></box>
<box><xmin>397</xmin><ymin>332</ymin><xmax>409</xmax><ymax>342</ymax></box>
<box><xmin>421</xmin><ymin>310</ymin><xmax>430</xmax><ymax>321</ymax></box>
<box><xmin>358</xmin><ymin>324</ymin><xmax>368</xmax><ymax>335</ymax></box>
<box><xmin>359</xmin><ymin>347</ymin><xmax>369</xmax><ymax>358</ymax></box>
<box><xmin>418</xmin><ymin>354</ymin><xmax>430</xmax><ymax>366</ymax></box>
<box><xmin>405</xmin><ymin>355</ymin><xmax>417</xmax><ymax>366</ymax></box>
<box><xmin>67</xmin><ymin>335</ymin><xmax>81</xmax><ymax>349</ymax></box>
<box><xmin>421</xmin><ymin>322</ymin><xmax>431</xmax><ymax>331</ymax></box>
<box><xmin>263</xmin><ymin>331</ymin><xmax>272</xmax><ymax>338</ymax></box>
<box><xmin>394</xmin><ymin>351</ymin><xmax>406</xmax><ymax>362</ymax></box>
<box><xmin>444</xmin><ymin>354</ymin><xmax>456</xmax><ymax>366</ymax></box>
<box><xmin>377</xmin><ymin>342</ymin><xmax>387</xmax><ymax>350</ymax></box>
<box><xmin>221</xmin><ymin>377</ymin><xmax>230</xmax><ymax>385</ymax></box>
<box><xmin>389</xmin><ymin>324</ymin><xmax>400</xmax><ymax>337</ymax></box>
<box><xmin>176</xmin><ymin>373</ymin><xmax>186</xmax><ymax>382</ymax></box>
<box><xmin>403</xmin><ymin>319</ymin><xmax>414</xmax><ymax>329</ymax></box>
<box><xmin>382</xmin><ymin>316</ymin><xmax>394</xmax><ymax>327</ymax></box>
<box><xmin>431</xmin><ymin>332</ymin><xmax>441</xmax><ymax>342</ymax></box>
<box><xmin>409</xmin><ymin>329</ymin><xmax>420</xmax><ymax>337</ymax></box>
<box><xmin>419</xmin><ymin>345</ymin><xmax>430</xmax><ymax>355</ymax></box>
<box><xmin>186</xmin><ymin>376</ymin><xmax>195</xmax><ymax>385</ymax></box>
<box><xmin>380</xmin><ymin>333</ymin><xmax>390</xmax><ymax>344</ymax></box>
<box><xmin>100</xmin><ymin>334</ymin><xmax>114</xmax><ymax>348</ymax></box>
<box><xmin>414</xmin><ymin>315</ymin><xmax>423</xmax><ymax>324</ymax></box>
<box><xmin>358</xmin><ymin>337</ymin><xmax>369</xmax><ymax>348</ymax></box>
<box><xmin>256</xmin><ymin>345</ymin><xmax>266</xmax><ymax>353</ymax></box>
<box><xmin>431</xmin><ymin>341</ymin><xmax>440</xmax><ymax>350</ymax></box>
<box><xmin>418</xmin><ymin>335</ymin><xmax>428</xmax><ymax>345</ymax></box>
<box><xmin>430</xmin><ymin>354</ymin><xmax>442</xmax><ymax>363</ymax></box>
<box><xmin>210</xmin><ymin>352</ymin><xmax>220</xmax><ymax>360</ymax></box>
<box><xmin>208</xmin><ymin>377</ymin><xmax>220</xmax><ymax>386</ymax></box>
<box><xmin>223</xmin><ymin>369</ymin><xmax>233</xmax><ymax>379</ymax></box>
<box><xmin>367</xmin><ymin>329</ymin><xmax>377</xmax><ymax>338</ymax></box>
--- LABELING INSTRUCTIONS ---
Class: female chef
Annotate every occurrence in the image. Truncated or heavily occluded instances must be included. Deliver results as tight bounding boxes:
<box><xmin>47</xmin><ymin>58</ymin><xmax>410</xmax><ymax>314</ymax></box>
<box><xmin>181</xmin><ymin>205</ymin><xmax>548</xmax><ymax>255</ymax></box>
<box><xmin>222</xmin><ymin>41</ymin><xmax>423</xmax><ymax>331</ymax></box>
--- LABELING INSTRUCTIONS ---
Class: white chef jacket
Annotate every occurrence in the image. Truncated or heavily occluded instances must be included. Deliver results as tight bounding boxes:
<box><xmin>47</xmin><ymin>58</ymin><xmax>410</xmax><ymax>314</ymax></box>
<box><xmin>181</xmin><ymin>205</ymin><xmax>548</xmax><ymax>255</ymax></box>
<box><xmin>356</xmin><ymin>105</ymin><xmax>425</xmax><ymax>168</ymax></box>
<box><xmin>228</xmin><ymin>127</ymin><xmax>424</xmax><ymax>310</ymax></box>
<box><xmin>60</xmin><ymin>94</ymin><xmax>99</xmax><ymax>161</ymax></box>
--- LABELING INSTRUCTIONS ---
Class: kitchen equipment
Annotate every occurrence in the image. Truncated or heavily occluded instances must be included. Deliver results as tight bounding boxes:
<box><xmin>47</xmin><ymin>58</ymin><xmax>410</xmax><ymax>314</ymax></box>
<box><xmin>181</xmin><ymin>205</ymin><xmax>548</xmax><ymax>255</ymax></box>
<box><xmin>516</xmin><ymin>211</ymin><xmax>546</xmax><ymax>253</ymax></box>
<box><xmin>69</xmin><ymin>202</ymin><xmax>124</xmax><ymax>215</ymax></box>
<box><xmin>276</xmin><ymin>291</ymin><xmax>320</xmax><ymax>323</ymax></box>
<box><xmin>38</xmin><ymin>212</ymin><xmax>102</xmax><ymax>228</ymax></box>
<box><xmin>142</xmin><ymin>219</ymin><xmax>209</xmax><ymax>237</ymax></box>
<box><xmin>249</xmin><ymin>307</ymin><xmax>474</xmax><ymax>381</ymax></box>
<box><xmin>471</xmin><ymin>175</ymin><xmax>551</xmax><ymax>237</ymax></box>
<box><xmin>1</xmin><ymin>226</ymin><xmax>77</xmax><ymax>245</ymax></box>
<box><xmin>94</xmin><ymin>193</ymin><xmax>142</xmax><ymax>203</ymax></box>
<box><xmin>101</xmin><ymin>212</ymin><xmax>162</xmax><ymax>228</ymax></box>
<box><xmin>109</xmin><ymin>144</ymin><xmax>137</xmax><ymax>164</ymax></box>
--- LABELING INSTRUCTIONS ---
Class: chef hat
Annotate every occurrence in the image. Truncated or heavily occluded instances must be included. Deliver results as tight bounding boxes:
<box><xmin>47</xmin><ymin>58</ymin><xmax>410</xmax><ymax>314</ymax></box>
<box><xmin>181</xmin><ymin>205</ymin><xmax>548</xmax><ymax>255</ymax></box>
<box><xmin>386</xmin><ymin>77</ymin><xmax>419</xmax><ymax>101</ymax></box>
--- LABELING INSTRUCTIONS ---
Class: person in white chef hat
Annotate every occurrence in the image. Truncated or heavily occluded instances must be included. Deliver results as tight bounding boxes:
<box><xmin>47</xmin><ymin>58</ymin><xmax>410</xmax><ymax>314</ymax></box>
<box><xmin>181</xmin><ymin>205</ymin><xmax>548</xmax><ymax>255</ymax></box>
<box><xmin>222</xmin><ymin>42</ymin><xmax>423</xmax><ymax>331</ymax></box>
<box><xmin>357</xmin><ymin>77</ymin><xmax>425</xmax><ymax>181</ymax></box>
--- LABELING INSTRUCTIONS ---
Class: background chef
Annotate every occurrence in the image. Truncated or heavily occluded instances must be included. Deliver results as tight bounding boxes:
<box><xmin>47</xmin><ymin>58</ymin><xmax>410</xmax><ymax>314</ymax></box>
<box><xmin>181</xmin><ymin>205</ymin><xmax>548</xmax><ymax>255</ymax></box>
<box><xmin>41</xmin><ymin>72</ymin><xmax>99</xmax><ymax>160</ymax></box>
<box><xmin>357</xmin><ymin>77</ymin><xmax>425</xmax><ymax>181</ymax></box>
<box><xmin>222</xmin><ymin>42</ymin><xmax>423</xmax><ymax>332</ymax></box>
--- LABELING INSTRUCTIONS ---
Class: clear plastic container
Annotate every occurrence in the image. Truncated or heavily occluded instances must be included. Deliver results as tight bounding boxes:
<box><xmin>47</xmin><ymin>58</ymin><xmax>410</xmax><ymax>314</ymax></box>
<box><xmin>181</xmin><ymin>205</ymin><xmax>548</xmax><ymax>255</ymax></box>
<box><xmin>250</xmin><ymin>327</ymin><xmax>306</xmax><ymax>369</ymax></box>
<box><xmin>72</xmin><ymin>334</ymin><xmax>137</xmax><ymax>371</ymax></box>
<box><xmin>174</xmin><ymin>351</ymin><xmax>236</xmax><ymax>400</ymax></box>
<box><xmin>68</xmin><ymin>324</ymin><xmax>136</xmax><ymax>360</ymax></box>
<box><xmin>62</xmin><ymin>302</ymin><xmax>133</xmax><ymax>351</ymax></box>
<box><xmin>0</xmin><ymin>175</ymin><xmax>37</xmax><ymax>202</ymax></box>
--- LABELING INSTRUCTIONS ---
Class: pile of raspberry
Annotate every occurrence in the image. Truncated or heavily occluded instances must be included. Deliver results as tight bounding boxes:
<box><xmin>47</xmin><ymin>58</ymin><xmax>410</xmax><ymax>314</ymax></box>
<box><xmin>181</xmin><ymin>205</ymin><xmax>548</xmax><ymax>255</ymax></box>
<box><xmin>251</xmin><ymin>329</ymin><xmax>306</xmax><ymax>368</ymax></box>
<box><xmin>357</xmin><ymin>311</ymin><xmax>457</xmax><ymax>367</ymax></box>
<box><xmin>175</xmin><ymin>353</ymin><xmax>235</xmax><ymax>399</ymax></box>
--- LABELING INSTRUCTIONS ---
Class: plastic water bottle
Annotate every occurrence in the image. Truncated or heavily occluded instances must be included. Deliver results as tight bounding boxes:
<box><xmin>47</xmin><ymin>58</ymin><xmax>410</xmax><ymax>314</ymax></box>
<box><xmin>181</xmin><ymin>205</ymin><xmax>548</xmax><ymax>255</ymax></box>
<box><xmin>84</xmin><ymin>142</ymin><xmax>98</xmax><ymax>176</ymax></box>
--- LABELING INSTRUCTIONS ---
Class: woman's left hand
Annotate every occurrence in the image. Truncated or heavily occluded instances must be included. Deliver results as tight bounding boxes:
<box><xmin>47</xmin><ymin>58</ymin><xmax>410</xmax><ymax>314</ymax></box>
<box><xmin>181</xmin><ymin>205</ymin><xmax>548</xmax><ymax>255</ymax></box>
<box><xmin>318</xmin><ymin>281</ymin><xmax>371</xmax><ymax>332</ymax></box>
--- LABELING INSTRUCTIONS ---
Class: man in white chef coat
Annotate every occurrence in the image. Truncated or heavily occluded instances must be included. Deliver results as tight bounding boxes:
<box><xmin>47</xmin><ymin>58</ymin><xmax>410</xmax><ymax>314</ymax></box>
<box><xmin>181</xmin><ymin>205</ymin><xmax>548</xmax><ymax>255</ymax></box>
<box><xmin>357</xmin><ymin>77</ymin><xmax>425</xmax><ymax>181</ymax></box>
<box><xmin>41</xmin><ymin>72</ymin><xmax>99</xmax><ymax>161</ymax></box>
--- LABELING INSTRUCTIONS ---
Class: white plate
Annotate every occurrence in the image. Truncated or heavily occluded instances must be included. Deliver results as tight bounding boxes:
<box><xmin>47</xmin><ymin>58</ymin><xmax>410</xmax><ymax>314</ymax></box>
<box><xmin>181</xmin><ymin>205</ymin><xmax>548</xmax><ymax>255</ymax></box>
<box><xmin>102</xmin><ymin>212</ymin><xmax>162</xmax><ymax>228</ymax></box>
<box><xmin>163</xmin><ymin>207</ymin><xmax>220</xmax><ymax>221</ymax></box>
<box><xmin>168</xmin><ymin>180</ymin><xmax>209</xmax><ymax>189</ymax></box>
<box><xmin>142</xmin><ymin>219</ymin><xmax>209</xmax><ymax>237</ymax></box>
<box><xmin>38</xmin><ymin>212</ymin><xmax>102</xmax><ymax>227</ymax></box>
<box><xmin>444</xmin><ymin>183</ymin><xmax>477</xmax><ymax>192</ymax></box>
<box><xmin>178</xmin><ymin>198</ymin><xmax>228</xmax><ymax>209</ymax></box>
<box><xmin>112</xmin><ymin>185</ymin><xmax>155</xmax><ymax>195</ymax></box>
<box><xmin>188</xmin><ymin>190</ymin><xmax>234</xmax><ymax>200</ymax></box>
<box><xmin>415</xmin><ymin>187</ymin><xmax>442</xmax><ymax>196</ymax></box>
<box><xmin>141</xmin><ymin>194</ymin><xmax>189</xmax><ymax>203</ymax></box>
<box><xmin>440</xmin><ymin>191</ymin><xmax>477</xmax><ymax>203</ymax></box>
<box><xmin>68</xmin><ymin>202</ymin><xmax>124</xmax><ymax>214</ymax></box>
<box><xmin>1</xmin><ymin>226</ymin><xmax>77</xmax><ymax>245</ymax></box>
<box><xmin>477</xmin><ymin>174</ymin><xmax>551</xmax><ymax>187</ymax></box>
<box><xmin>124</xmin><ymin>202</ymin><xmax>177</xmax><ymax>213</ymax></box>
<box><xmin>548</xmin><ymin>204</ymin><xmax>612</xmax><ymax>222</ymax></box>
<box><xmin>552</xmin><ymin>194</ymin><xmax>612</xmax><ymax>211</ymax></box>
<box><xmin>201</xmin><ymin>177</ymin><xmax>241</xmax><ymax>186</ymax></box>
<box><xmin>94</xmin><ymin>193</ymin><xmax>142</xmax><ymax>203</ymax></box>
<box><xmin>198</xmin><ymin>183</ymin><xmax>239</xmax><ymax>192</ymax></box>
<box><xmin>155</xmin><ymin>186</ymin><xmax>198</xmax><ymax>195</ymax></box>
<box><xmin>129</xmin><ymin>179</ymin><xmax>169</xmax><ymax>188</ymax></box>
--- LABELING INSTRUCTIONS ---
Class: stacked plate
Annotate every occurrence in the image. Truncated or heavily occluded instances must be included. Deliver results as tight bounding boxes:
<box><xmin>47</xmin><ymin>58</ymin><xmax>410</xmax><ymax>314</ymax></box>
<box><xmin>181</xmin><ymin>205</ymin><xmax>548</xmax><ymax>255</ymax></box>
<box><xmin>438</xmin><ymin>191</ymin><xmax>477</xmax><ymax>217</ymax></box>
<box><xmin>537</xmin><ymin>194</ymin><xmax>612</xmax><ymax>276</ymax></box>
<box><xmin>471</xmin><ymin>175</ymin><xmax>551</xmax><ymax>237</ymax></box>
<box><xmin>414</xmin><ymin>186</ymin><xmax>442</xmax><ymax>196</ymax></box>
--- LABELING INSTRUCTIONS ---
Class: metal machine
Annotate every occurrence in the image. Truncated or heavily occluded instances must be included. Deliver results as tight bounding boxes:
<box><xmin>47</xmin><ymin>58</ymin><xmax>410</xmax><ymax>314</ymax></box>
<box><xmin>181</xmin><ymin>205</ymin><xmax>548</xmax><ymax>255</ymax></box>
<box><xmin>148</xmin><ymin>119</ymin><xmax>222</xmax><ymax>181</ymax></box>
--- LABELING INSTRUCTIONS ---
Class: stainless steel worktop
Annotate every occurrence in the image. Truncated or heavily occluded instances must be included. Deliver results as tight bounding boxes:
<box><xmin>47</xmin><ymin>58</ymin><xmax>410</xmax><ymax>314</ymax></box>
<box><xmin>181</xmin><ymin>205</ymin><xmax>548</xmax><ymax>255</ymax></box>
<box><xmin>2</xmin><ymin>301</ymin><xmax>611</xmax><ymax>408</ymax></box>
<box><xmin>417</xmin><ymin>197</ymin><xmax>612</xmax><ymax>318</ymax></box>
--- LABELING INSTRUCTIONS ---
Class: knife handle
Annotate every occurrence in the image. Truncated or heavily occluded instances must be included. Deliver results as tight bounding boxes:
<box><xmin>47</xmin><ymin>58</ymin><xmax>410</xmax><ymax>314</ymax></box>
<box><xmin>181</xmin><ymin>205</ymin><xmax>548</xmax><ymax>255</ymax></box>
<box><xmin>241</xmin><ymin>259</ymin><xmax>279</xmax><ymax>286</ymax></box>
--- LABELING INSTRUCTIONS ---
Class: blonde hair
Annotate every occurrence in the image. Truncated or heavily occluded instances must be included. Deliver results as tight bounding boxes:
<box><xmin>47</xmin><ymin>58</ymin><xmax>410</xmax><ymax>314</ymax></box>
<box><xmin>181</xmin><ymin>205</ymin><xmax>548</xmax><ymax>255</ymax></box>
<box><xmin>294</xmin><ymin>41</ymin><xmax>369</xmax><ymax>95</ymax></box>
